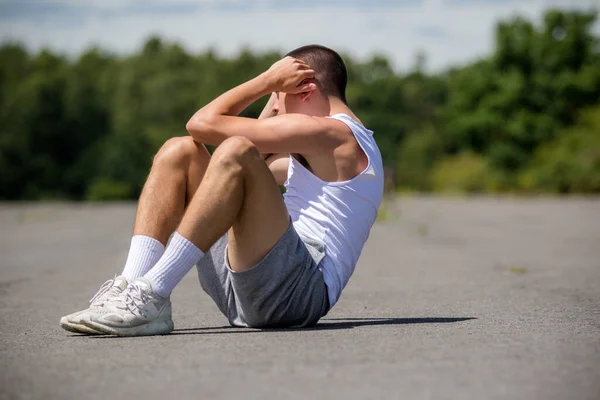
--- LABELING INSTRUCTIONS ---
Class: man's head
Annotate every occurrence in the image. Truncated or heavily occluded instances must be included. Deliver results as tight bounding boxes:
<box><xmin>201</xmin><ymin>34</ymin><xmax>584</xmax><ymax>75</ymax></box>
<box><xmin>274</xmin><ymin>44</ymin><xmax>348</xmax><ymax>115</ymax></box>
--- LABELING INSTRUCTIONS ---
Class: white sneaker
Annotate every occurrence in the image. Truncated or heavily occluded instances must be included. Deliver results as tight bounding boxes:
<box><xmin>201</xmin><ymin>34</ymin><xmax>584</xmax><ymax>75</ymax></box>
<box><xmin>81</xmin><ymin>278</ymin><xmax>173</xmax><ymax>336</ymax></box>
<box><xmin>60</xmin><ymin>275</ymin><xmax>128</xmax><ymax>334</ymax></box>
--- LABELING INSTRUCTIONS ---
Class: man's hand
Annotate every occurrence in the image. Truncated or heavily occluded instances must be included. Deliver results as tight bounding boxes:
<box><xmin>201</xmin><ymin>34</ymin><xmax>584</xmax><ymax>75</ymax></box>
<box><xmin>263</xmin><ymin>57</ymin><xmax>317</xmax><ymax>94</ymax></box>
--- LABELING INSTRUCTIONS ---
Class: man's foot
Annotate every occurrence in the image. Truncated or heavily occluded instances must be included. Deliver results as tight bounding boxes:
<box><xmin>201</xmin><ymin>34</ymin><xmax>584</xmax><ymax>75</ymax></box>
<box><xmin>81</xmin><ymin>278</ymin><xmax>174</xmax><ymax>336</ymax></box>
<box><xmin>60</xmin><ymin>276</ymin><xmax>129</xmax><ymax>334</ymax></box>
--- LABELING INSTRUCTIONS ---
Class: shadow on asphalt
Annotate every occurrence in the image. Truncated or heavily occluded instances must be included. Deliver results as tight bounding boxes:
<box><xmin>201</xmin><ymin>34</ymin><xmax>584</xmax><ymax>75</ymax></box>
<box><xmin>78</xmin><ymin>317</ymin><xmax>476</xmax><ymax>338</ymax></box>
<box><xmin>319</xmin><ymin>317</ymin><xmax>476</xmax><ymax>327</ymax></box>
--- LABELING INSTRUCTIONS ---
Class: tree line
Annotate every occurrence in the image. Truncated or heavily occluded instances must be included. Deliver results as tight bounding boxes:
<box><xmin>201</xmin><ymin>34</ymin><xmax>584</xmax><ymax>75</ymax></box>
<box><xmin>1</xmin><ymin>9</ymin><xmax>599</xmax><ymax>200</ymax></box>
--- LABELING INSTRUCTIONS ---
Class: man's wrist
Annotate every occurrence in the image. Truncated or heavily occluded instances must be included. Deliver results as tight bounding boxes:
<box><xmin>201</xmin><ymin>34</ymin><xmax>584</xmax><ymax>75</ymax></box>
<box><xmin>257</xmin><ymin>71</ymin><xmax>278</xmax><ymax>94</ymax></box>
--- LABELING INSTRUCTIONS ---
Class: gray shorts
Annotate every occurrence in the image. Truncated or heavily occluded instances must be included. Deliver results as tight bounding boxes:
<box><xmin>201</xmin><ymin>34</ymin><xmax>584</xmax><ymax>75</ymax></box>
<box><xmin>196</xmin><ymin>222</ymin><xmax>330</xmax><ymax>328</ymax></box>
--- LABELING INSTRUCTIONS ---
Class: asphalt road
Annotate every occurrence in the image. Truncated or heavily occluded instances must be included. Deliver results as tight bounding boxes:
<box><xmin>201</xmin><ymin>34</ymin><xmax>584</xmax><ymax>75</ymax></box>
<box><xmin>1</xmin><ymin>197</ymin><xmax>599</xmax><ymax>400</ymax></box>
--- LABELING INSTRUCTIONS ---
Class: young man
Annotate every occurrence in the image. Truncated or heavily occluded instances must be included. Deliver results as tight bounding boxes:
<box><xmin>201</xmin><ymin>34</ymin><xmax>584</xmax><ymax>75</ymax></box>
<box><xmin>60</xmin><ymin>45</ymin><xmax>384</xmax><ymax>336</ymax></box>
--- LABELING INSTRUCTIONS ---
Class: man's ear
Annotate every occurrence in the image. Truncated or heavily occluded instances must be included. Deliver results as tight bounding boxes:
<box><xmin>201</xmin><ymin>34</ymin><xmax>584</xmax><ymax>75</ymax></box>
<box><xmin>299</xmin><ymin>78</ymin><xmax>316</xmax><ymax>102</ymax></box>
<box><xmin>300</xmin><ymin>89</ymin><xmax>314</xmax><ymax>102</ymax></box>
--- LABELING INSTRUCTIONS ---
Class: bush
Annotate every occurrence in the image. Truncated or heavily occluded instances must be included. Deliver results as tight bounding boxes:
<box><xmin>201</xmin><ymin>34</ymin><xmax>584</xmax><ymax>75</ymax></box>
<box><xmin>430</xmin><ymin>153</ymin><xmax>490</xmax><ymax>193</ymax></box>
<box><xmin>519</xmin><ymin>106</ymin><xmax>600</xmax><ymax>193</ymax></box>
<box><xmin>396</xmin><ymin>127</ymin><xmax>443</xmax><ymax>191</ymax></box>
<box><xmin>86</xmin><ymin>178</ymin><xmax>133</xmax><ymax>201</ymax></box>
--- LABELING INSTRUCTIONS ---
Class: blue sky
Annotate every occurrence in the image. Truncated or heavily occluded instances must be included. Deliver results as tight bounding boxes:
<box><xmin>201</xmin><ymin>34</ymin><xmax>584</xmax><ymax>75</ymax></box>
<box><xmin>0</xmin><ymin>0</ymin><xmax>597</xmax><ymax>71</ymax></box>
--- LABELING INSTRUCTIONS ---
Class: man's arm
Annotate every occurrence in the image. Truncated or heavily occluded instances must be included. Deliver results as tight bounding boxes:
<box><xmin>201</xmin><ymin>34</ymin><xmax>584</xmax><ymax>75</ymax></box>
<box><xmin>186</xmin><ymin>57</ymin><xmax>339</xmax><ymax>154</ymax></box>
<box><xmin>258</xmin><ymin>91</ymin><xmax>279</xmax><ymax>121</ymax></box>
<box><xmin>258</xmin><ymin>92</ymin><xmax>278</xmax><ymax>160</ymax></box>
<box><xmin>264</xmin><ymin>154</ymin><xmax>289</xmax><ymax>185</ymax></box>
<box><xmin>258</xmin><ymin>92</ymin><xmax>290</xmax><ymax>185</ymax></box>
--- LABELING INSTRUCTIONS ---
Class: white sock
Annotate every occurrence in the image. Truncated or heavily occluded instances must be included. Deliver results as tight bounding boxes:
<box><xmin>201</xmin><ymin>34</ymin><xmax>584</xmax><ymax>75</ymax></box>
<box><xmin>144</xmin><ymin>232</ymin><xmax>204</xmax><ymax>298</ymax></box>
<box><xmin>120</xmin><ymin>235</ymin><xmax>165</xmax><ymax>282</ymax></box>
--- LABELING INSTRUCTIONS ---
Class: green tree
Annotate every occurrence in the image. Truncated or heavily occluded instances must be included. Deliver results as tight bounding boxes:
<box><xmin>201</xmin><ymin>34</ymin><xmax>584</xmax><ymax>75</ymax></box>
<box><xmin>0</xmin><ymin>9</ymin><xmax>599</xmax><ymax>200</ymax></box>
<box><xmin>520</xmin><ymin>105</ymin><xmax>600</xmax><ymax>193</ymax></box>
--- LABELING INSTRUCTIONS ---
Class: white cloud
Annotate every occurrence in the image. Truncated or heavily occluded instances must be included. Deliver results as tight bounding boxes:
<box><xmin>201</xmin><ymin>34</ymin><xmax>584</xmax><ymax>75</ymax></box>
<box><xmin>0</xmin><ymin>0</ymin><xmax>597</xmax><ymax>71</ymax></box>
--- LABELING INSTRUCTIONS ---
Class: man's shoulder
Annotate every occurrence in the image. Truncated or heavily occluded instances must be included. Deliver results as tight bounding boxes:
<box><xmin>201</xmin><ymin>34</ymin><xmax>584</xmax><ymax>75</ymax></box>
<box><xmin>317</xmin><ymin>114</ymin><xmax>359</xmax><ymax>142</ymax></box>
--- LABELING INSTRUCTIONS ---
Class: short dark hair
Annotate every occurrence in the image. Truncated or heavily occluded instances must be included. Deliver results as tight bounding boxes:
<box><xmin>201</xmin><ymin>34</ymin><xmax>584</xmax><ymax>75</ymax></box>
<box><xmin>286</xmin><ymin>44</ymin><xmax>348</xmax><ymax>104</ymax></box>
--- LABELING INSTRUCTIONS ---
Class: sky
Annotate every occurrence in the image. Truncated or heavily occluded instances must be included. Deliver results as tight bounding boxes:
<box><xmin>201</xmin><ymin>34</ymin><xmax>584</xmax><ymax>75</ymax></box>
<box><xmin>0</xmin><ymin>0</ymin><xmax>598</xmax><ymax>71</ymax></box>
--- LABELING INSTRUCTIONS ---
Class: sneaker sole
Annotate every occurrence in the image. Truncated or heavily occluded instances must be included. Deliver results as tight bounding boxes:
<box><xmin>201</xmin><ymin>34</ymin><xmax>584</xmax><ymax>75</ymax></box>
<box><xmin>60</xmin><ymin>317</ymin><xmax>104</xmax><ymax>335</ymax></box>
<box><xmin>81</xmin><ymin>315</ymin><xmax>174</xmax><ymax>337</ymax></box>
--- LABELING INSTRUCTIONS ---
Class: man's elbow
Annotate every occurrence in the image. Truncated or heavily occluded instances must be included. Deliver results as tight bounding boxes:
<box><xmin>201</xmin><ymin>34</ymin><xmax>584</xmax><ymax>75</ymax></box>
<box><xmin>186</xmin><ymin>116</ymin><xmax>211</xmax><ymax>141</ymax></box>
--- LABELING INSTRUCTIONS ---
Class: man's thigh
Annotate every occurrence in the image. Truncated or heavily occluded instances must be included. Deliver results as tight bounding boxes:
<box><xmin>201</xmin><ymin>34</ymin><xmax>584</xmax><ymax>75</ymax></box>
<box><xmin>226</xmin><ymin>147</ymin><xmax>289</xmax><ymax>272</ymax></box>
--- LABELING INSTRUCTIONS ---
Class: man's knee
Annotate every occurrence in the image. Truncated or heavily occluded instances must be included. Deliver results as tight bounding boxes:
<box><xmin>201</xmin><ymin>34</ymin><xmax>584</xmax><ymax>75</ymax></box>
<box><xmin>211</xmin><ymin>136</ymin><xmax>261</xmax><ymax>171</ymax></box>
<box><xmin>153</xmin><ymin>136</ymin><xmax>203</xmax><ymax>168</ymax></box>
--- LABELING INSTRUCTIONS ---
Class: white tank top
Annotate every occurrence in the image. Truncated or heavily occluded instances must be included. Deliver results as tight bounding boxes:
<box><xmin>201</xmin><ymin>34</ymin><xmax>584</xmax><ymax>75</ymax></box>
<box><xmin>283</xmin><ymin>113</ymin><xmax>384</xmax><ymax>308</ymax></box>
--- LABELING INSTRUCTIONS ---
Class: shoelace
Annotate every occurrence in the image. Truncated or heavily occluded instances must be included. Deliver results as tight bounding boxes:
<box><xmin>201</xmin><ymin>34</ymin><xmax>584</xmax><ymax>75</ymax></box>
<box><xmin>118</xmin><ymin>283</ymin><xmax>150</xmax><ymax>317</ymax></box>
<box><xmin>89</xmin><ymin>276</ymin><xmax>116</xmax><ymax>305</ymax></box>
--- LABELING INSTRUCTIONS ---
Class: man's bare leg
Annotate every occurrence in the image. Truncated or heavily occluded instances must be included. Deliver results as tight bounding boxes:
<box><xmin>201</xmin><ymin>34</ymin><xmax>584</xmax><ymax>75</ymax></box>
<box><xmin>178</xmin><ymin>136</ymin><xmax>289</xmax><ymax>269</ymax></box>
<box><xmin>119</xmin><ymin>137</ymin><xmax>211</xmax><ymax>281</ymax></box>
<box><xmin>134</xmin><ymin>136</ymin><xmax>211</xmax><ymax>245</ymax></box>
<box><xmin>145</xmin><ymin>135</ymin><xmax>289</xmax><ymax>296</ymax></box>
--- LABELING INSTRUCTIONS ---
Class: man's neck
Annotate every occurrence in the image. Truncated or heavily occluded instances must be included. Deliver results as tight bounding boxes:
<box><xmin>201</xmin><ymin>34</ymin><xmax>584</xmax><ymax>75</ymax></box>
<box><xmin>302</xmin><ymin>95</ymin><xmax>351</xmax><ymax>118</ymax></box>
<box><xmin>327</xmin><ymin>97</ymin><xmax>351</xmax><ymax>116</ymax></box>
<box><xmin>327</xmin><ymin>97</ymin><xmax>363</xmax><ymax>125</ymax></box>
